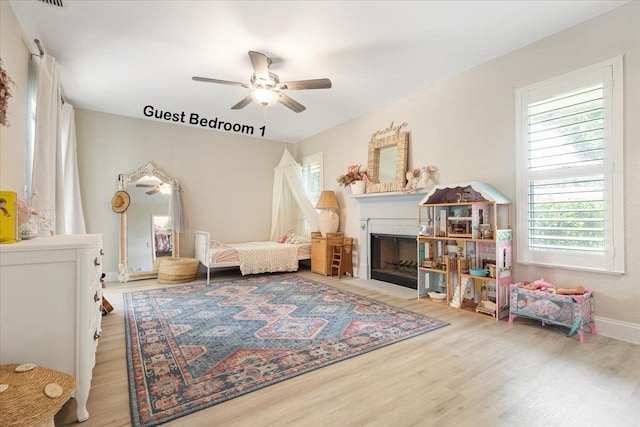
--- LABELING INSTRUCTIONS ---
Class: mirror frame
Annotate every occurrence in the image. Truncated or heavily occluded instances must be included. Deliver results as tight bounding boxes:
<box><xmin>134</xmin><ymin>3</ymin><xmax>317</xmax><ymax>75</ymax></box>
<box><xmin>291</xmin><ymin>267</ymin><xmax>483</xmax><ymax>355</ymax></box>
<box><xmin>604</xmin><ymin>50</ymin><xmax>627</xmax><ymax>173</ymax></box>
<box><xmin>117</xmin><ymin>162</ymin><xmax>178</xmax><ymax>282</ymax></box>
<box><xmin>366</xmin><ymin>121</ymin><xmax>409</xmax><ymax>193</ymax></box>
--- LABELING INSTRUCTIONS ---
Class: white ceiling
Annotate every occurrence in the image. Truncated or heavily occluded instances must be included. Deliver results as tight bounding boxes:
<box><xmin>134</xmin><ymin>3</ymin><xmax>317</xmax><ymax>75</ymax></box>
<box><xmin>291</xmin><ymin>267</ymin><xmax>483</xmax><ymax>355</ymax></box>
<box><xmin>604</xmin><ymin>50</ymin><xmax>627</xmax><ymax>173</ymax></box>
<box><xmin>9</xmin><ymin>0</ymin><xmax>628</xmax><ymax>142</ymax></box>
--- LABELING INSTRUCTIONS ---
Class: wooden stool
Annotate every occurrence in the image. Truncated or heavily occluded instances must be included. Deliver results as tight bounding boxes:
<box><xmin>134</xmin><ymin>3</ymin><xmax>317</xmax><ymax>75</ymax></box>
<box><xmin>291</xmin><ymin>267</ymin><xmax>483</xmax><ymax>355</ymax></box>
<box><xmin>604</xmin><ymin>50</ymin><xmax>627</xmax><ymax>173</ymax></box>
<box><xmin>0</xmin><ymin>364</ymin><xmax>76</xmax><ymax>427</ymax></box>
<box><xmin>158</xmin><ymin>257</ymin><xmax>199</xmax><ymax>283</ymax></box>
<box><xmin>331</xmin><ymin>237</ymin><xmax>354</xmax><ymax>278</ymax></box>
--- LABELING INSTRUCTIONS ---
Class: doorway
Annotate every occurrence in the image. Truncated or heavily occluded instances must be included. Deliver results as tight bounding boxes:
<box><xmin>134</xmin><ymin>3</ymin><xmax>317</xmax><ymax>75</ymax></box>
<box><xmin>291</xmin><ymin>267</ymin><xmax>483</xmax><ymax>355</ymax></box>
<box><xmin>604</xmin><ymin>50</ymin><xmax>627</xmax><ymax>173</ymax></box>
<box><xmin>151</xmin><ymin>215</ymin><xmax>172</xmax><ymax>261</ymax></box>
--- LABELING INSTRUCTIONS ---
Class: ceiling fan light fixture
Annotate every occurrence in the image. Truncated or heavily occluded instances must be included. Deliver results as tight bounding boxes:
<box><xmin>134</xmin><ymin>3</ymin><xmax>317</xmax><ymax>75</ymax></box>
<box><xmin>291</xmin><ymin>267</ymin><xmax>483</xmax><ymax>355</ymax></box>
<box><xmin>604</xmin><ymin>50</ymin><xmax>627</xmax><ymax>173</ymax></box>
<box><xmin>251</xmin><ymin>88</ymin><xmax>280</xmax><ymax>106</ymax></box>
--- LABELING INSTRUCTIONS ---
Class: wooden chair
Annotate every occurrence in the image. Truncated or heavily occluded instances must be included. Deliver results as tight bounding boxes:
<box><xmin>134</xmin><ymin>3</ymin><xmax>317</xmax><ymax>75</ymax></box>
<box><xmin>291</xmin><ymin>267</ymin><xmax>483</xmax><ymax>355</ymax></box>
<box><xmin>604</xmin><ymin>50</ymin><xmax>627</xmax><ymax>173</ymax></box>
<box><xmin>331</xmin><ymin>237</ymin><xmax>354</xmax><ymax>278</ymax></box>
<box><xmin>458</xmin><ymin>257</ymin><xmax>472</xmax><ymax>274</ymax></box>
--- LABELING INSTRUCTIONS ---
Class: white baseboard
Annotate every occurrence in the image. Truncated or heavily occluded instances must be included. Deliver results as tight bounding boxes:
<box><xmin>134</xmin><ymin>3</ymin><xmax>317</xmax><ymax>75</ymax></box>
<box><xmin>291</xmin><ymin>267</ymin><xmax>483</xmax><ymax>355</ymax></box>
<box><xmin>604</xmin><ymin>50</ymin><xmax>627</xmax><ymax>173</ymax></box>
<box><xmin>594</xmin><ymin>316</ymin><xmax>640</xmax><ymax>345</ymax></box>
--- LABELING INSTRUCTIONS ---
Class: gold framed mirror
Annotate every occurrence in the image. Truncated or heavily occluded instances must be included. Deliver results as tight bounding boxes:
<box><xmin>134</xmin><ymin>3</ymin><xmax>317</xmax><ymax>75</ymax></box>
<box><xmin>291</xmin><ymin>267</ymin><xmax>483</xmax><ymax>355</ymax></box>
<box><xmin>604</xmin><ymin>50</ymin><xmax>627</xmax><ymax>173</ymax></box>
<box><xmin>116</xmin><ymin>162</ymin><xmax>179</xmax><ymax>282</ymax></box>
<box><xmin>366</xmin><ymin>121</ymin><xmax>409</xmax><ymax>193</ymax></box>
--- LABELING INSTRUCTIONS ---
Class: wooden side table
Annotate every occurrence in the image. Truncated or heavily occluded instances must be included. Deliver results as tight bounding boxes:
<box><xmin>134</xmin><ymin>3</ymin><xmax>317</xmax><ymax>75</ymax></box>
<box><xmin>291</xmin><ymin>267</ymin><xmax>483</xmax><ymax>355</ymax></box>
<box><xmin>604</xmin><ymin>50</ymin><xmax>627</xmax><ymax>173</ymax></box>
<box><xmin>311</xmin><ymin>232</ymin><xmax>343</xmax><ymax>275</ymax></box>
<box><xmin>0</xmin><ymin>364</ymin><xmax>76</xmax><ymax>427</ymax></box>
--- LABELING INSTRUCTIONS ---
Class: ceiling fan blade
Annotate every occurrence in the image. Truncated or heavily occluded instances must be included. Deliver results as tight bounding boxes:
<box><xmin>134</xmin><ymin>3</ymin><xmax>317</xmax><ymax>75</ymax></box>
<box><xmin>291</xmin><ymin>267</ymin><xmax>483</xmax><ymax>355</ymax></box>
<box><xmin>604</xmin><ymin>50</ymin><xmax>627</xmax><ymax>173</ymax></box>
<box><xmin>192</xmin><ymin>76</ymin><xmax>249</xmax><ymax>88</ymax></box>
<box><xmin>231</xmin><ymin>95</ymin><xmax>254</xmax><ymax>110</ymax></box>
<box><xmin>280</xmin><ymin>78</ymin><xmax>332</xmax><ymax>90</ymax></box>
<box><xmin>278</xmin><ymin>93</ymin><xmax>306</xmax><ymax>113</ymax></box>
<box><xmin>248</xmin><ymin>51</ymin><xmax>270</xmax><ymax>81</ymax></box>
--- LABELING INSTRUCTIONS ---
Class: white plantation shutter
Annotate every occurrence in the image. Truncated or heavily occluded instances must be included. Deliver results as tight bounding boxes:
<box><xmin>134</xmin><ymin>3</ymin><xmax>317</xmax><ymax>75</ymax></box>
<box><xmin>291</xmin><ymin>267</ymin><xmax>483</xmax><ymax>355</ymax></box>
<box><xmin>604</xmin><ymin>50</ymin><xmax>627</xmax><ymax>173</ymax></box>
<box><xmin>516</xmin><ymin>57</ymin><xmax>624</xmax><ymax>273</ymax></box>
<box><xmin>302</xmin><ymin>152</ymin><xmax>323</xmax><ymax>205</ymax></box>
<box><xmin>300</xmin><ymin>152</ymin><xmax>323</xmax><ymax>234</ymax></box>
<box><xmin>527</xmin><ymin>84</ymin><xmax>605</xmax><ymax>254</ymax></box>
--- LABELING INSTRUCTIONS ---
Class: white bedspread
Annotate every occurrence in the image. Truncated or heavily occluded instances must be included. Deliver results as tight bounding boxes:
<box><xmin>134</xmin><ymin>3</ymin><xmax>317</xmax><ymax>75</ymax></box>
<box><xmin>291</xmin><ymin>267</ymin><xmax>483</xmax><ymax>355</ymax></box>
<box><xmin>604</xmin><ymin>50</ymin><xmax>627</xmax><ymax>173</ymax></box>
<box><xmin>230</xmin><ymin>242</ymin><xmax>299</xmax><ymax>275</ymax></box>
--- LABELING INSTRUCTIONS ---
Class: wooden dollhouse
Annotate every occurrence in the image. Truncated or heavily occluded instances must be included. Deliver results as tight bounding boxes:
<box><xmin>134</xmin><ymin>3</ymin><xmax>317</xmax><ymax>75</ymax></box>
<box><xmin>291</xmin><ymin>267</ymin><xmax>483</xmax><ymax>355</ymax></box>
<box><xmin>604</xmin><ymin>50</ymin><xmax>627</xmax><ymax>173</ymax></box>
<box><xmin>417</xmin><ymin>182</ymin><xmax>512</xmax><ymax>320</ymax></box>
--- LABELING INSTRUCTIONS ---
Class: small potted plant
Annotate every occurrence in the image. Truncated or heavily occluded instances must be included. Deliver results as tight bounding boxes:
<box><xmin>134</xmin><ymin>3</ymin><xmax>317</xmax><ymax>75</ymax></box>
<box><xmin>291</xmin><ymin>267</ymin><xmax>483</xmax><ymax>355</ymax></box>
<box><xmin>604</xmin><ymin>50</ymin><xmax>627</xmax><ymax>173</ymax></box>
<box><xmin>336</xmin><ymin>165</ymin><xmax>369</xmax><ymax>194</ymax></box>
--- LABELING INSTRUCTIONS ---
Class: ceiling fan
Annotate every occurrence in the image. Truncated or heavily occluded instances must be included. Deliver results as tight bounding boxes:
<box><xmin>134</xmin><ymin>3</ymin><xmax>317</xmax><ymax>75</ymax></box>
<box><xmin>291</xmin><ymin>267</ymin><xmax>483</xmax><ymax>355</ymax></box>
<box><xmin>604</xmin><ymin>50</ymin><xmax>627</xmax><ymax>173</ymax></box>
<box><xmin>192</xmin><ymin>51</ymin><xmax>332</xmax><ymax>113</ymax></box>
<box><xmin>136</xmin><ymin>183</ymin><xmax>169</xmax><ymax>195</ymax></box>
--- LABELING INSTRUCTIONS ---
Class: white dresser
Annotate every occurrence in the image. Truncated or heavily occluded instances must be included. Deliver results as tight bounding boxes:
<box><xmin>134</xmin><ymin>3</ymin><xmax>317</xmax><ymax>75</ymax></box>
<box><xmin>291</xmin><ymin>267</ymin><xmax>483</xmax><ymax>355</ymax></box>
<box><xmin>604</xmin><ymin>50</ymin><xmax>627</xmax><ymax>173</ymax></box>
<box><xmin>0</xmin><ymin>234</ymin><xmax>103</xmax><ymax>422</ymax></box>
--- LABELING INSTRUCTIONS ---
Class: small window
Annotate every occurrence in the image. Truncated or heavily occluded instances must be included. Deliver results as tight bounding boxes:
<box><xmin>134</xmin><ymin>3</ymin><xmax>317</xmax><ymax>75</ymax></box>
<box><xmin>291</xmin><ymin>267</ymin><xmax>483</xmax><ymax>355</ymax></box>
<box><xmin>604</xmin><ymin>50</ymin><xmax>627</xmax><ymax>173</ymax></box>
<box><xmin>515</xmin><ymin>57</ymin><xmax>624</xmax><ymax>273</ymax></box>
<box><xmin>302</xmin><ymin>152</ymin><xmax>323</xmax><ymax>205</ymax></box>
<box><xmin>299</xmin><ymin>152</ymin><xmax>323</xmax><ymax>235</ymax></box>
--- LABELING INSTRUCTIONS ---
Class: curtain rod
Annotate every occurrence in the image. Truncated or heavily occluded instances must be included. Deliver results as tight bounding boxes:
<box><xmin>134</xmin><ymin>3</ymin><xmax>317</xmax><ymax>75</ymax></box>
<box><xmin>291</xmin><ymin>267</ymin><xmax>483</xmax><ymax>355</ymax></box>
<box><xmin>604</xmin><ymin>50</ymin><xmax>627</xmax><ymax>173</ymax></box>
<box><xmin>34</xmin><ymin>39</ymin><xmax>45</xmax><ymax>56</ymax></box>
<box><xmin>32</xmin><ymin>39</ymin><xmax>66</xmax><ymax>105</ymax></box>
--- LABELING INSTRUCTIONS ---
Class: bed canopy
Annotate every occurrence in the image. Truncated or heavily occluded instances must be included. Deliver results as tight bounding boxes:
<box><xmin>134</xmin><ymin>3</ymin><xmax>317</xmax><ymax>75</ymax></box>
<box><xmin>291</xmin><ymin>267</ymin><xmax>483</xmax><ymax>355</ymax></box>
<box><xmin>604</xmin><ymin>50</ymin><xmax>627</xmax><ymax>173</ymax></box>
<box><xmin>269</xmin><ymin>148</ymin><xmax>318</xmax><ymax>240</ymax></box>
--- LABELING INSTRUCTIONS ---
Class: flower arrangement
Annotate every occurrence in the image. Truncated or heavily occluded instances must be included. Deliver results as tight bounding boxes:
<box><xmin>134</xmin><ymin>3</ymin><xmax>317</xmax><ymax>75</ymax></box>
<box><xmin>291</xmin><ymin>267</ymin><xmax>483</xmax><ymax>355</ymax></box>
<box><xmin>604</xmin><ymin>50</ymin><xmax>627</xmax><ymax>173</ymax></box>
<box><xmin>336</xmin><ymin>164</ymin><xmax>369</xmax><ymax>187</ymax></box>
<box><xmin>0</xmin><ymin>58</ymin><xmax>15</xmax><ymax>127</ymax></box>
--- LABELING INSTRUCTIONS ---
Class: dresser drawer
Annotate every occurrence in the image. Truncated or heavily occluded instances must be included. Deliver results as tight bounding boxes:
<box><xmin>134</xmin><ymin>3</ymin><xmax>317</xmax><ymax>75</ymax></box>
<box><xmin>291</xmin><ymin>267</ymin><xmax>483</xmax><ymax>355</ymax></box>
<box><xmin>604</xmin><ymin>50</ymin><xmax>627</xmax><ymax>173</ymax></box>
<box><xmin>89</xmin><ymin>246</ymin><xmax>103</xmax><ymax>285</ymax></box>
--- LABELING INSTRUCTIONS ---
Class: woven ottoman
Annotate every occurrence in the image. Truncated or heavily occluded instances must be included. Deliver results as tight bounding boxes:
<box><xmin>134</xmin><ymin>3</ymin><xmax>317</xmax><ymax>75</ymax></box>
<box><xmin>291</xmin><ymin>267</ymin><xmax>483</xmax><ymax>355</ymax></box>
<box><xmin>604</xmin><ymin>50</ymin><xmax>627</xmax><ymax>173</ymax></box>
<box><xmin>157</xmin><ymin>257</ymin><xmax>199</xmax><ymax>284</ymax></box>
<box><xmin>0</xmin><ymin>363</ymin><xmax>76</xmax><ymax>427</ymax></box>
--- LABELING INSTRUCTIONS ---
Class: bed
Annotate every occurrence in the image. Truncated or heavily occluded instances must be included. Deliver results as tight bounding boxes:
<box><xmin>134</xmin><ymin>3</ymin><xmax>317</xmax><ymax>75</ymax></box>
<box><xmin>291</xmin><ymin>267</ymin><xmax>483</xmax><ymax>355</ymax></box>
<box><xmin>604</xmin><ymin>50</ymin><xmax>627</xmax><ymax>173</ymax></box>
<box><xmin>195</xmin><ymin>230</ymin><xmax>311</xmax><ymax>284</ymax></box>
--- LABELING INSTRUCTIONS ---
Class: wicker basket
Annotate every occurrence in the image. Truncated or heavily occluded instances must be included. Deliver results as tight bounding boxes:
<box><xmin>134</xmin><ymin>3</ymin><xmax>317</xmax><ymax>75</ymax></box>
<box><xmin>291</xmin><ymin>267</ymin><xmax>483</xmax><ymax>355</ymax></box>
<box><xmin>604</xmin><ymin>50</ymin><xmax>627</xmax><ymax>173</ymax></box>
<box><xmin>158</xmin><ymin>257</ymin><xmax>199</xmax><ymax>284</ymax></box>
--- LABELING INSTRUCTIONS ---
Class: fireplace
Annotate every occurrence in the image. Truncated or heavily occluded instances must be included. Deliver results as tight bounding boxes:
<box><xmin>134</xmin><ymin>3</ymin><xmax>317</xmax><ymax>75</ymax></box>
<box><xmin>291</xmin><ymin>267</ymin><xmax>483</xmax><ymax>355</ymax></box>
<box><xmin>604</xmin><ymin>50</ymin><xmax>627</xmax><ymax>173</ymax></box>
<box><xmin>353</xmin><ymin>190</ymin><xmax>425</xmax><ymax>291</ymax></box>
<box><xmin>370</xmin><ymin>234</ymin><xmax>417</xmax><ymax>289</ymax></box>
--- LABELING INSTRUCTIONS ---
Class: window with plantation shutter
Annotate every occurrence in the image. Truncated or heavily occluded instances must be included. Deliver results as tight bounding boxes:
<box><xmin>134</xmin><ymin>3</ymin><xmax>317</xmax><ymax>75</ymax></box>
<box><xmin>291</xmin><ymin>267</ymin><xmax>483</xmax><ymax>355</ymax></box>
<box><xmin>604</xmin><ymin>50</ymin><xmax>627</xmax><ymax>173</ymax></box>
<box><xmin>302</xmin><ymin>152</ymin><xmax>323</xmax><ymax>205</ymax></box>
<box><xmin>300</xmin><ymin>152</ymin><xmax>323</xmax><ymax>234</ymax></box>
<box><xmin>515</xmin><ymin>57</ymin><xmax>624</xmax><ymax>273</ymax></box>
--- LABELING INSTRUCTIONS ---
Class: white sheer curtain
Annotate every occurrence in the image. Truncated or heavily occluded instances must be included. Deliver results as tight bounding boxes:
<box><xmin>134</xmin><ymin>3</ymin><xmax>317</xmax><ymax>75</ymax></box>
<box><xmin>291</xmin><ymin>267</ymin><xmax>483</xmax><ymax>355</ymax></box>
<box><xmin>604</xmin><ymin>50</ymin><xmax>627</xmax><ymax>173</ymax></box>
<box><xmin>31</xmin><ymin>53</ymin><xmax>86</xmax><ymax>234</ymax></box>
<box><xmin>59</xmin><ymin>103</ymin><xmax>86</xmax><ymax>234</ymax></box>
<box><xmin>269</xmin><ymin>149</ymin><xmax>318</xmax><ymax>240</ymax></box>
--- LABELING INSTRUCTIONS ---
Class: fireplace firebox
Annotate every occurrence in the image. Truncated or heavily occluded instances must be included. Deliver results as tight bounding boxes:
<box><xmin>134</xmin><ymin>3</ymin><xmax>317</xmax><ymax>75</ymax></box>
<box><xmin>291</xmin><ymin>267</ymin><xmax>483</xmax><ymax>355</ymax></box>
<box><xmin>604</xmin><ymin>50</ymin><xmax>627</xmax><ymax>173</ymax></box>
<box><xmin>370</xmin><ymin>233</ymin><xmax>417</xmax><ymax>289</ymax></box>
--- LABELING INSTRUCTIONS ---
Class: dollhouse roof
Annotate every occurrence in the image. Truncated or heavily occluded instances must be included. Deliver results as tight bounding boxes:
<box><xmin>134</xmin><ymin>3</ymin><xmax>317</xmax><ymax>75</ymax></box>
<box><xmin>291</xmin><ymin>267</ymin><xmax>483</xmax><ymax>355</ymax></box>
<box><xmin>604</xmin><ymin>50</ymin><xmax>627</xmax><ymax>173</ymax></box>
<box><xmin>419</xmin><ymin>181</ymin><xmax>510</xmax><ymax>205</ymax></box>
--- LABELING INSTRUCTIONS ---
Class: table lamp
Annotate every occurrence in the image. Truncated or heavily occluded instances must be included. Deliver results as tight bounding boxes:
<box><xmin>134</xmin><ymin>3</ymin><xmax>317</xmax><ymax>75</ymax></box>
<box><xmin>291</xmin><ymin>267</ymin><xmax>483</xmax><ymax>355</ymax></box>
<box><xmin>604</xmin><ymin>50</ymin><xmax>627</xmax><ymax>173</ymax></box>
<box><xmin>316</xmin><ymin>190</ymin><xmax>339</xmax><ymax>236</ymax></box>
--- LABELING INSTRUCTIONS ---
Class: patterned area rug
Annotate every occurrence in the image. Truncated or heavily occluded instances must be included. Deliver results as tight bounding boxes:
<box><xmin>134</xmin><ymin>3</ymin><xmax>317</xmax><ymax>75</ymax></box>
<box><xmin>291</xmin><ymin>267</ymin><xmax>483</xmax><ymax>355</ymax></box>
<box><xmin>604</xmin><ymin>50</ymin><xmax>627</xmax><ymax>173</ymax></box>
<box><xmin>124</xmin><ymin>274</ymin><xmax>448</xmax><ymax>426</ymax></box>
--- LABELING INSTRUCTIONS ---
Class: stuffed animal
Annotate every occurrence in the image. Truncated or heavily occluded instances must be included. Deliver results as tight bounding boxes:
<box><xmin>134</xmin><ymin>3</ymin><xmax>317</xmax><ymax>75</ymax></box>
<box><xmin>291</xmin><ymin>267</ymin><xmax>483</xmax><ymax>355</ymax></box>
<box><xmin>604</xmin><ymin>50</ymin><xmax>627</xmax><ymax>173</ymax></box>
<box><xmin>533</xmin><ymin>279</ymin><xmax>555</xmax><ymax>290</ymax></box>
<box><xmin>402</xmin><ymin>170</ymin><xmax>419</xmax><ymax>193</ymax></box>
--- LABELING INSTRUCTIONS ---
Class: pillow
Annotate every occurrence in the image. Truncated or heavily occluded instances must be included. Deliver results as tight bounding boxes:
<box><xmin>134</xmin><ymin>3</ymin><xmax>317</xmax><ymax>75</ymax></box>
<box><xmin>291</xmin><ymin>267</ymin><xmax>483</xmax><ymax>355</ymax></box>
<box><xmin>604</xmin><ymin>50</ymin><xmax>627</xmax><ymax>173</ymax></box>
<box><xmin>286</xmin><ymin>235</ymin><xmax>310</xmax><ymax>245</ymax></box>
<box><xmin>277</xmin><ymin>230</ymin><xmax>295</xmax><ymax>244</ymax></box>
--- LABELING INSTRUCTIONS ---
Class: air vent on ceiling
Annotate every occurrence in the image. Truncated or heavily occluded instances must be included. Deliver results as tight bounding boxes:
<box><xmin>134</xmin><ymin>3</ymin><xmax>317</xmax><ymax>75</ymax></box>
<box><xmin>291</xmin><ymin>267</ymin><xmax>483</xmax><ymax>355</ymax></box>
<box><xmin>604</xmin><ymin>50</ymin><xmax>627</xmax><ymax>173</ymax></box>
<box><xmin>38</xmin><ymin>0</ymin><xmax>64</xmax><ymax>7</ymax></box>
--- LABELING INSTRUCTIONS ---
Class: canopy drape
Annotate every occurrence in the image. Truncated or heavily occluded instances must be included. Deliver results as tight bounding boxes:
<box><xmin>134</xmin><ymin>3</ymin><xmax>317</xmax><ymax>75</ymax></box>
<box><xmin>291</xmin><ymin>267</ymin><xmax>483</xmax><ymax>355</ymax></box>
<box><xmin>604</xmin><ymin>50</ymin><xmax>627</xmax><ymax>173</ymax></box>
<box><xmin>269</xmin><ymin>149</ymin><xmax>318</xmax><ymax>240</ymax></box>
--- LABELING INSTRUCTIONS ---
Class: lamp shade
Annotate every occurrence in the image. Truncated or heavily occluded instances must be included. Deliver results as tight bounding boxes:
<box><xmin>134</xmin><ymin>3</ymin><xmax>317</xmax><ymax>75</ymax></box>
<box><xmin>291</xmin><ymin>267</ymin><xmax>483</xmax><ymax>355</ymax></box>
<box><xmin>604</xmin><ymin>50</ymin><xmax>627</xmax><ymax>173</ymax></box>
<box><xmin>315</xmin><ymin>191</ymin><xmax>339</xmax><ymax>210</ymax></box>
<box><xmin>316</xmin><ymin>191</ymin><xmax>339</xmax><ymax>236</ymax></box>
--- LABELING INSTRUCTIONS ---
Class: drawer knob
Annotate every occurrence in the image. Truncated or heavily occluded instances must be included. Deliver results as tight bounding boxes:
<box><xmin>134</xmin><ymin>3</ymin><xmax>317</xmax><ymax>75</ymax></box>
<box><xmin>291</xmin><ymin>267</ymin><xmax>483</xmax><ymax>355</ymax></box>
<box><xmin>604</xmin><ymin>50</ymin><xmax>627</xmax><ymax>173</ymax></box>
<box><xmin>100</xmin><ymin>249</ymin><xmax>104</xmax><ymax>256</ymax></box>
<box><xmin>94</xmin><ymin>257</ymin><xmax>101</xmax><ymax>266</ymax></box>
<box><xmin>93</xmin><ymin>292</ymin><xmax>100</xmax><ymax>302</ymax></box>
<box><xmin>94</xmin><ymin>330</ymin><xmax>101</xmax><ymax>340</ymax></box>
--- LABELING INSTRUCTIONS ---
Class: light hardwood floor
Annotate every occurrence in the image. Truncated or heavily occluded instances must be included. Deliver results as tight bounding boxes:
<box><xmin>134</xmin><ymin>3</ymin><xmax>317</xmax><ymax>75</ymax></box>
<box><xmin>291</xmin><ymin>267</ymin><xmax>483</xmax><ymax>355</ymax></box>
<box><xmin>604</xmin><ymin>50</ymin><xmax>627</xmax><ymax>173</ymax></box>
<box><xmin>56</xmin><ymin>268</ymin><xmax>640</xmax><ymax>426</ymax></box>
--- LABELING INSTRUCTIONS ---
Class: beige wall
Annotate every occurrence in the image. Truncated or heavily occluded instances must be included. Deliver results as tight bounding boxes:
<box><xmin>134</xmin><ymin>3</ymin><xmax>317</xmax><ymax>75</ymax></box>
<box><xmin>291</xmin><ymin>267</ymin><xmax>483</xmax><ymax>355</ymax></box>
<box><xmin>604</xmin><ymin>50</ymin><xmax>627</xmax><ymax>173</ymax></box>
<box><xmin>0</xmin><ymin>1</ymin><xmax>30</xmax><ymax>196</ymax></box>
<box><xmin>298</xmin><ymin>2</ymin><xmax>640</xmax><ymax>340</ymax></box>
<box><xmin>75</xmin><ymin>109</ymin><xmax>287</xmax><ymax>274</ymax></box>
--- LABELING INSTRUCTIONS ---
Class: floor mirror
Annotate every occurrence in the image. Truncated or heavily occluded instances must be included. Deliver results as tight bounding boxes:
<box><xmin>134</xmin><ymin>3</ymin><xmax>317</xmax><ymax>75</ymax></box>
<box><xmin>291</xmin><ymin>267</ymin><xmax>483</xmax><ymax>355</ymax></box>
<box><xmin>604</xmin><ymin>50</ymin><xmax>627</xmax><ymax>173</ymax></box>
<box><xmin>116</xmin><ymin>162</ymin><xmax>180</xmax><ymax>282</ymax></box>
